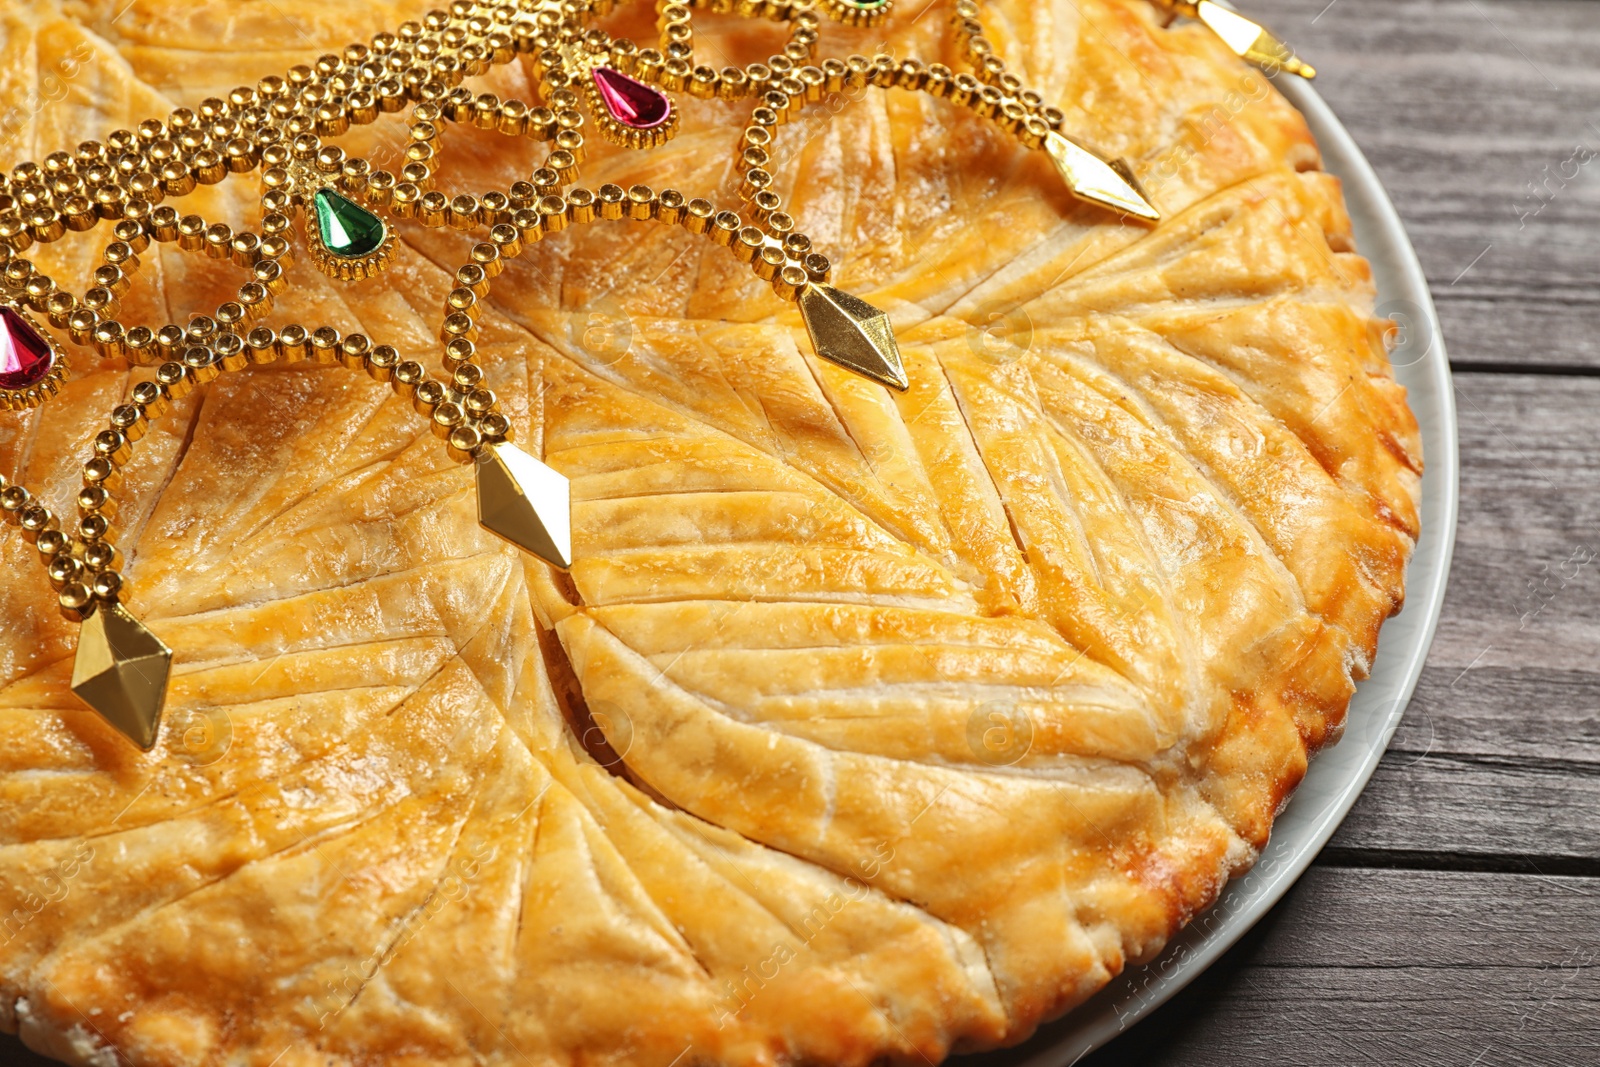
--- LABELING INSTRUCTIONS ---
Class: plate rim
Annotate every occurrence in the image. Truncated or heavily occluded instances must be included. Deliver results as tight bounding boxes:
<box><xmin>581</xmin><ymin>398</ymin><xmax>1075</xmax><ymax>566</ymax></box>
<box><xmin>956</xmin><ymin>70</ymin><xmax>1462</xmax><ymax>1066</ymax></box>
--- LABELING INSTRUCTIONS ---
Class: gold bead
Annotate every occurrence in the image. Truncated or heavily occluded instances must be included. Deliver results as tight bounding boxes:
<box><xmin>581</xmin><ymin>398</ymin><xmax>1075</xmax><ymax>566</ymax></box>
<box><xmin>83</xmin><ymin>456</ymin><xmax>122</xmax><ymax>492</ymax></box>
<box><xmin>260</xmin><ymin>235</ymin><xmax>293</xmax><ymax>264</ymax></box>
<box><xmin>29</xmin><ymin>210</ymin><xmax>66</xmax><ymax>242</ymax></box>
<box><xmin>448</xmin><ymin>193</ymin><xmax>480</xmax><ymax>229</ymax></box>
<box><xmin>18</xmin><ymin>502</ymin><xmax>54</xmax><ymax>543</ymax></box>
<box><xmin>418</xmin><ymin>190</ymin><xmax>448</xmax><ymax>226</ymax></box>
<box><xmin>237</xmin><ymin>282</ymin><xmax>272</xmax><ymax>321</ymax></box>
<box><xmin>44</xmin><ymin>290</ymin><xmax>76</xmax><ymax>328</ymax></box>
<box><xmin>92</xmin><ymin>320</ymin><xmax>127</xmax><ymax>359</ymax></box>
<box><xmin>447</xmin><ymin>424</ymin><xmax>482</xmax><ymax>463</ymax></box>
<box><xmin>464</xmin><ymin>387</ymin><xmax>496</xmax><ymax>417</ymax></box>
<box><xmin>627</xmin><ymin>185</ymin><xmax>656</xmax><ymax>221</ymax></box>
<box><xmin>732</xmin><ymin>225</ymin><xmax>764</xmax><ymax>263</ymax></box>
<box><xmin>279</xmin><ymin>323</ymin><xmax>310</xmax><ymax>363</ymax></box>
<box><xmin>77</xmin><ymin>512</ymin><xmax>113</xmax><ymax>543</ymax></box>
<box><xmin>58</xmin><ymin>582</ymin><xmax>93</xmax><ymax>622</ymax></box>
<box><xmin>214</xmin><ymin>329</ymin><xmax>248</xmax><ymax>370</ymax></box>
<box><xmin>754</xmin><ymin>245</ymin><xmax>786</xmax><ymax>281</ymax></box>
<box><xmin>148</xmin><ymin>207</ymin><xmax>180</xmax><ymax>242</ymax></box>
<box><xmin>446</xmin><ymin>286</ymin><xmax>480</xmax><ymax>319</ymax></box>
<box><xmin>772</xmin><ymin>264</ymin><xmax>808</xmax><ymax>300</ymax></box>
<box><xmin>92</xmin><ymin>263</ymin><xmax>129</xmax><ymax>296</ymax></box>
<box><xmin>193</xmin><ymin>148</ymin><xmax>227</xmax><ymax>184</ymax></box>
<box><xmin>432</xmin><ymin>400</ymin><xmax>465</xmax><ymax>437</ymax></box>
<box><xmin>597</xmin><ymin>184</ymin><xmax>626</xmax><ymax>222</ymax></box>
<box><xmin>389</xmin><ymin>357</ymin><xmax>424</xmax><ymax>395</ymax></box>
<box><xmin>253</xmin><ymin>259</ymin><xmax>286</xmax><ymax>293</ymax></box>
<box><xmin>338</xmin><ymin>332</ymin><xmax>372</xmax><ymax>371</ymax></box>
<box><xmin>231</xmin><ymin>232</ymin><xmax>263</xmax><ymax>267</ymax></box>
<box><xmin>512</xmin><ymin>207</ymin><xmax>543</xmax><ymax>243</ymax></box>
<box><xmin>91</xmin><ymin>569</ymin><xmax>123</xmax><ymax>602</ymax></box>
<box><xmin>683</xmin><ymin>198</ymin><xmax>714</xmax><ymax>234</ymax></box>
<box><xmin>109</xmin><ymin>403</ymin><xmax>148</xmax><ymax>441</ymax></box>
<box><xmin>750</xmin><ymin>190</ymin><xmax>783</xmax><ymax>220</ymax></box>
<box><xmin>61</xmin><ymin>197</ymin><xmax>96</xmax><ymax>231</ymax></box>
<box><xmin>176</xmin><ymin>214</ymin><xmax>206</xmax><ymax>251</ymax></box>
<box><xmin>131</xmin><ymin>379</ymin><xmax>167</xmax><ymax>418</ymax></box>
<box><xmin>311</xmin><ymin>326</ymin><xmax>341</xmax><ymax>364</ymax></box>
<box><xmin>537</xmin><ymin>194</ymin><xmax>568</xmax><ymax>233</ymax></box>
<box><xmin>657</xmin><ymin>189</ymin><xmax>686</xmax><ymax>225</ymax></box>
<box><xmin>82</xmin><ymin>540</ymin><xmax>121</xmax><ymax>572</ymax></box>
<box><xmin>77</xmin><ymin>484</ymin><xmax>115</xmax><ymax>518</ymax></box>
<box><xmin>83</xmin><ymin>287</ymin><xmax>120</xmax><ymax>320</ymax></box>
<box><xmin>710</xmin><ymin>211</ymin><xmax>740</xmax><ymax>247</ymax></box>
<box><xmin>47</xmin><ymin>553</ymin><xmax>83</xmax><ymax>592</ymax></box>
<box><xmin>362</xmin><ymin>344</ymin><xmax>397</xmax><ymax>382</ymax></box>
<box><xmin>157</xmin><ymin>360</ymin><xmax>193</xmax><ymax>401</ymax></box>
<box><xmin>0</xmin><ymin>483</ymin><xmax>30</xmax><ymax>520</ymax></box>
<box><xmin>440</xmin><ymin>311</ymin><xmax>478</xmax><ymax>345</ymax></box>
<box><xmin>480</xmin><ymin>190</ymin><xmax>509</xmax><ymax>222</ymax></box>
<box><xmin>247</xmin><ymin>326</ymin><xmax>279</xmax><ymax>364</ymax></box>
<box><xmin>413</xmin><ymin>378</ymin><xmax>446</xmax><ymax>416</ymax></box>
<box><xmin>36</xmin><ymin>528</ymin><xmax>71</xmax><ymax>562</ymax></box>
<box><xmin>488</xmin><ymin>222</ymin><xmax>522</xmax><ymax>257</ymax></box>
<box><xmin>93</xmin><ymin>429</ymin><xmax>132</xmax><ymax>466</ymax></box>
<box><xmin>186</xmin><ymin>316</ymin><xmax>218</xmax><ymax>344</ymax></box>
<box><xmin>183</xmin><ymin>344</ymin><xmax>223</xmax><ymax>383</ymax></box>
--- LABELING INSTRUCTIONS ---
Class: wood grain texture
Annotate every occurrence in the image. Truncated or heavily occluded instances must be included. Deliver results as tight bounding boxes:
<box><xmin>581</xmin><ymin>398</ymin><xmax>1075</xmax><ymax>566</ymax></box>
<box><xmin>1081</xmin><ymin>868</ymin><xmax>1600</xmax><ymax>1066</ymax></box>
<box><xmin>1326</xmin><ymin>372</ymin><xmax>1600</xmax><ymax>867</ymax></box>
<box><xmin>1271</xmin><ymin>0</ymin><xmax>1600</xmax><ymax>369</ymax></box>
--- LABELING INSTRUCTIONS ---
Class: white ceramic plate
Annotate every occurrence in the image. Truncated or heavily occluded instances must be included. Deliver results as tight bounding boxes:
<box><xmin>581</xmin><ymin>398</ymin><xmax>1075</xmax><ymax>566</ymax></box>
<box><xmin>956</xmin><ymin>72</ymin><xmax>1462</xmax><ymax>1066</ymax></box>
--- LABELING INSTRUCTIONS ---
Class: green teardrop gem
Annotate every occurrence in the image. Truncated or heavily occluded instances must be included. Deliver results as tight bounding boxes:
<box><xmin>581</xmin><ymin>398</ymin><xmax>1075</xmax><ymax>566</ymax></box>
<box><xmin>313</xmin><ymin>187</ymin><xmax>386</xmax><ymax>258</ymax></box>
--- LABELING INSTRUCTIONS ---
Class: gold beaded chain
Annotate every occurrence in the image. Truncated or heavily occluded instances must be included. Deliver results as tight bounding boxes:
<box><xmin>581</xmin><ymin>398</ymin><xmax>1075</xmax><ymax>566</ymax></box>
<box><xmin>0</xmin><ymin>0</ymin><xmax>1308</xmax><ymax>750</ymax></box>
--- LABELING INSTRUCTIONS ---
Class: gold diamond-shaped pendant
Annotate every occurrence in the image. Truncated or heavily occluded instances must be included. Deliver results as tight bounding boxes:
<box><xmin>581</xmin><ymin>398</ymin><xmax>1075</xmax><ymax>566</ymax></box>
<box><xmin>70</xmin><ymin>603</ymin><xmax>172</xmax><ymax>750</ymax></box>
<box><xmin>476</xmin><ymin>441</ymin><xmax>573</xmax><ymax>570</ymax></box>
<box><xmin>1043</xmin><ymin>132</ymin><xmax>1161</xmax><ymax>222</ymax></box>
<box><xmin>1194</xmin><ymin>1</ymin><xmax>1315</xmax><ymax>79</ymax></box>
<box><xmin>797</xmin><ymin>284</ymin><xmax>909</xmax><ymax>392</ymax></box>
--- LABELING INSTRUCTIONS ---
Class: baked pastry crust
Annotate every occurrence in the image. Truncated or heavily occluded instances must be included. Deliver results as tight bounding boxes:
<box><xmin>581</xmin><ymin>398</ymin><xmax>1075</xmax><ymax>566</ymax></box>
<box><xmin>0</xmin><ymin>1</ymin><xmax>1420</xmax><ymax>1065</ymax></box>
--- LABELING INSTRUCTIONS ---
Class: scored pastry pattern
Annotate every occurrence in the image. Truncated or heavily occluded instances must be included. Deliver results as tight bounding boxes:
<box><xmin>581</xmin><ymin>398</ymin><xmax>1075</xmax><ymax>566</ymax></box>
<box><xmin>0</xmin><ymin>0</ymin><xmax>1307</xmax><ymax>748</ymax></box>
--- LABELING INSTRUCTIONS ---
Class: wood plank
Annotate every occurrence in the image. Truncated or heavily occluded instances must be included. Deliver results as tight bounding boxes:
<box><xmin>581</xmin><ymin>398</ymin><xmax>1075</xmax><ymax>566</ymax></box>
<box><xmin>1324</xmin><ymin>370</ymin><xmax>1600</xmax><ymax>863</ymax></box>
<box><xmin>1425</xmin><ymin>374</ymin><xmax>1600</xmax><ymax>678</ymax></box>
<box><xmin>1268</xmin><ymin>0</ymin><xmax>1600</xmax><ymax>367</ymax></box>
<box><xmin>1069</xmin><ymin>866</ymin><xmax>1600</xmax><ymax>1066</ymax></box>
<box><xmin>1330</xmin><ymin>746</ymin><xmax>1600</xmax><ymax>874</ymax></box>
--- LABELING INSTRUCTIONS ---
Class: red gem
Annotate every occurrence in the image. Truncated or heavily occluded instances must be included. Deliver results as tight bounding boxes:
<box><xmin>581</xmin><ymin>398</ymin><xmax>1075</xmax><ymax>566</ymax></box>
<box><xmin>592</xmin><ymin>67</ymin><xmax>672</xmax><ymax>130</ymax></box>
<box><xmin>0</xmin><ymin>307</ymin><xmax>55</xmax><ymax>390</ymax></box>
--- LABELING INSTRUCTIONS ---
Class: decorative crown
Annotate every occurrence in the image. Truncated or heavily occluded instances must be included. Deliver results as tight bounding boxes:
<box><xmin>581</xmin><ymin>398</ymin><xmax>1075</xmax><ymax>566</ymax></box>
<box><xmin>0</xmin><ymin>0</ymin><xmax>1308</xmax><ymax>748</ymax></box>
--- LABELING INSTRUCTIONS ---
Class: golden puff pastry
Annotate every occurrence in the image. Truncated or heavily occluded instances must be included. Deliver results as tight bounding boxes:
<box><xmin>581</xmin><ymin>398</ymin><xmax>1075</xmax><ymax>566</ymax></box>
<box><xmin>0</xmin><ymin>0</ymin><xmax>1419</xmax><ymax>1065</ymax></box>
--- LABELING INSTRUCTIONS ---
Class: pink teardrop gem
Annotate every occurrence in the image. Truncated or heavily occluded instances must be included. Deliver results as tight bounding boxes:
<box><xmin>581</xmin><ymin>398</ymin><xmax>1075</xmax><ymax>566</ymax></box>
<box><xmin>0</xmin><ymin>307</ymin><xmax>55</xmax><ymax>390</ymax></box>
<box><xmin>592</xmin><ymin>67</ymin><xmax>671</xmax><ymax>130</ymax></box>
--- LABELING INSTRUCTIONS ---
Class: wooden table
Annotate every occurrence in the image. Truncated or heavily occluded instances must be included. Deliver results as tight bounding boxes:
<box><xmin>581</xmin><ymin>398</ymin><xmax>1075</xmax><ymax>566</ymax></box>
<box><xmin>4</xmin><ymin>1</ymin><xmax>1596</xmax><ymax>1064</ymax></box>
